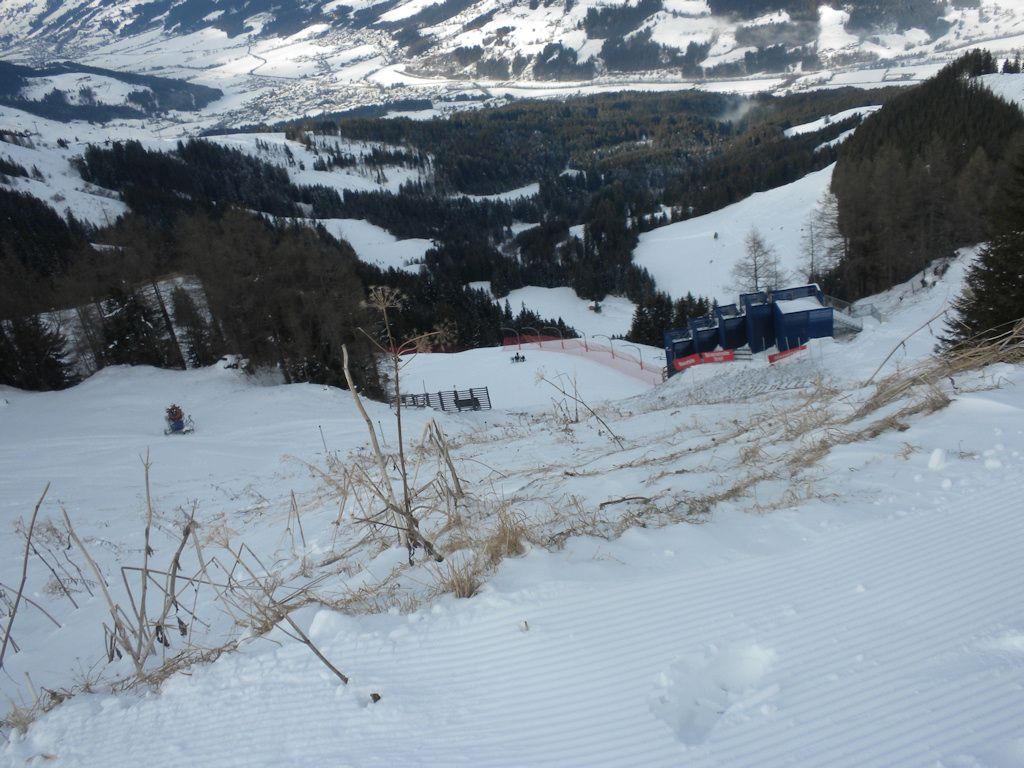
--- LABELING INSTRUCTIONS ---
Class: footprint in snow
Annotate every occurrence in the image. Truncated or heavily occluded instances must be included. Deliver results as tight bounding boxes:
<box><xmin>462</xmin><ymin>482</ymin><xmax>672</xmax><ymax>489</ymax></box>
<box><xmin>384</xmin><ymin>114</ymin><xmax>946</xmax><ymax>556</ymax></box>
<box><xmin>649</xmin><ymin>642</ymin><xmax>778</xmax><ymax>745</ymax></box>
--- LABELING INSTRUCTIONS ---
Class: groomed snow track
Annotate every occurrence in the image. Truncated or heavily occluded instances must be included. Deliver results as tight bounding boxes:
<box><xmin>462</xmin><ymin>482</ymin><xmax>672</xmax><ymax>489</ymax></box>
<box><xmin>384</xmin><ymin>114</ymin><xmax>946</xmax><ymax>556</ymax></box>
<box><xmin>6</xmin><ymin>478</ymin><xmax>1022</xmax><ymax>767</ymax></box>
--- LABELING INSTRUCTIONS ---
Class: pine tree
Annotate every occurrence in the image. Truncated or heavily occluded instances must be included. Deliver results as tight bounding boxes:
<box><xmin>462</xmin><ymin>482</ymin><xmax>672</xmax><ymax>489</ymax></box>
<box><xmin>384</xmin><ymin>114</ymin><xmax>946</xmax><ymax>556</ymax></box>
<box><xmin>945</xmin><ymin>234</ymin><xmax>1024</xmax><ymax>346</ymax></box>
<box><xmin>0</xmin><ymin>315</ymin><xmax>75</xmax><ymax>390</ymax></box>
<box><xmin>944</xmin><ymin>154</ymin><xmax>1024</xmax><ymax>349</ymax></box>
<box><xmin>101</xmin><ymin>285</ymin><xmax>168</xmax><ymax>367</ymax></box>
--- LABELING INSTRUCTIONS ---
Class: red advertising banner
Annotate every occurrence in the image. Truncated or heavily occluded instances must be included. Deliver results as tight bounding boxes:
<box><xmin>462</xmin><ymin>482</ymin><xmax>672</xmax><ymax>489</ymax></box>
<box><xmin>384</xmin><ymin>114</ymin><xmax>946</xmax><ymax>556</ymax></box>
<box><xmin>673</xmin><ymin>350</ymin><xmax>736</xmax><ymax>371</ymax></box>
<box><xmin>701</xmin><ymin>350</ymin><xmax>735</xmax><ymax>364</ymax></box>
<box><xmin>672</xmin><ymin>354</ymin><xmax>702</xmax><ymax>371</ymax></box>
<box><xmin>769</xmin><ymin>345</ymin><xmax>807</xmax><ymax>364</ymax></box>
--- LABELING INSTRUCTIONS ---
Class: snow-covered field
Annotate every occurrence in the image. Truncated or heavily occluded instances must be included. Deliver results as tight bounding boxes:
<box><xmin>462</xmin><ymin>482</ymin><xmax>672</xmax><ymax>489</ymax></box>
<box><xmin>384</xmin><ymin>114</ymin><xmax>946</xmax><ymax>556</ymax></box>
<box><xmin>4</xmin><ymin>0</ymin><xmax>1024</xmax><ymax>128</ymax></box>
<box><xmin>3</xmin><ymin>240</ymin><xmax>1024</xmax><ymax>766</ymax></box>
<box><xmin>634</xmin><ymin>164</ymin><xmax>834</xmax><ymax>304</ymax></box>
<box><xmin>478</xmin><ymin>285</ymin><xmax>637</xmax><ymax>339</ymax></box>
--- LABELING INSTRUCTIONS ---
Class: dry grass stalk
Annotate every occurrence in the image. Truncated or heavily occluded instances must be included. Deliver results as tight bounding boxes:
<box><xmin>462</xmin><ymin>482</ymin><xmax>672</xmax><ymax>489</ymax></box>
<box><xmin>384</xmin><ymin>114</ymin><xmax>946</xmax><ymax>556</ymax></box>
<box><xmin>226</xmin><ymin>545</ymin><xmax>350</xmax><ymax>684</ymax></box>
<box><xmin>343</xmin><ymin>344</ymin><xmax>443</xmax><ymax>563</ymax></box>
<box><xmin>288</xmin><ymin>490</ymin><xmax>307</xmax><ymax>549</ymax></box>
<box><xmin>342</xmin><ymin>343</ymin><xmax>409</xmax><ymax>552</ymax></box>
<box><xmin>429</xmin><ymin>558</ymin><xmax>484</xmax><ymax>599</ymax></box>
<box><xmin>135</xmin><ymin>452</ymin><xmax>155</xmax><ymax>666</ymax></box>
<box><xmin>357</xmin><ymin>288</ymin><xmax>446</xmax><ymax>561</ymax></box>
<box><xmin>481</xmin><ymin>509</ymin><xmax>533</xmax><ymax>567</ymax></box>
<box><xmin>61</xmin><ymin>505</ymin><xmax>145</xmax><ymax>676</ymax></box>
<box><xmin>429</xmin><ymin>420</ymin><xmax>464</xmax><ymax>499</ymax></box>
<box><xmin>537</xmin><ymin>373</ymin><xmax>625</xmax><ymax>449</ymax></box>
<box><xmin>1</xmin><ymin>484</ymin><xmax>50</xmax><ymax>673</ymax></box>
<box><xmin>857</xmin><ymin>318</ymin><xmax>1023</xmax><ymax>421</ymax></box>
<box><xmin>0</xmin><ymin>580</ymin><xmax>61</xmax><ymax>631</ymax></box>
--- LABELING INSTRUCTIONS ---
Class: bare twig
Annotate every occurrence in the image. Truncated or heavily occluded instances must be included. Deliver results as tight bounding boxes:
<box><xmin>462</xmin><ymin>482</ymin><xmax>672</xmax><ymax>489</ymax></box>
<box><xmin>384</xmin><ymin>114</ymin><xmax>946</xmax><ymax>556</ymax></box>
<box><xmin>0</xmin><ymin>581</ymin><xmax>61</xmax><ymax>630</ymax></box>
<box><xmin>866</xmin><ymin>304</ymin><xmax>949</xmax><ymax>384</ymax></box>
<box><xmin>144</xmin><ymin>507</ymin><xmax>197</xmax><ymax>659</ymax></box>
<box><xmin>598</xmin><ymin>496</ymin><xmax>651</xmax><ymax>509</ymax></box>
<box><xmin>1</xmin><ymin>484</ymin><xmax>49</xmax><ymax>672</ymax></box>
<box><xmin>229</xmin><ymin>546</ymin><xmax>350</xmax><ymax>685</ymax></box>
<box><xmin>135</xmin><ymin>452</ymin><xmax>155</xmax><ymax>664</ymax></box>
<box><xmin>289</xmin><ymin>491</ymin><xmax>307</xmax><ymax>548</ymax></box>
<box><xmin>61</xmin><ymin>506</ymin><xmax>144</xmax><ymax>676</ymax></box>
<box><xmin>538</xmin><ymin>374</ymin><xmax>625</xmax><ymax>449</ymax></box>
<box><xmin>27</xmin><ymin>539</ymin><xmax>79</xmax><ymax>609</ymax></box>
<box><xmin>342</xmin><ymin>344</ymin><xmax>409</xmax><ymax>551</ymax></box>
<box><xmin>429</xmin><ymin>421</ymin><xmax>464</xmax><ymax>498</ymax></box>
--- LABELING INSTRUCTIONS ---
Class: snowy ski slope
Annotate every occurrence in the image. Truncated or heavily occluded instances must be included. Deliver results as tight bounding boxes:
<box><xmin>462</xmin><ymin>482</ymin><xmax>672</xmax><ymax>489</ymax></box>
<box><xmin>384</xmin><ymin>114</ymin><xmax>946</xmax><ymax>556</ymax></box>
<box><xmin>2</xmin><ymin>242</ymin><xmax>1024</xmax><ymax>766</ymax></box>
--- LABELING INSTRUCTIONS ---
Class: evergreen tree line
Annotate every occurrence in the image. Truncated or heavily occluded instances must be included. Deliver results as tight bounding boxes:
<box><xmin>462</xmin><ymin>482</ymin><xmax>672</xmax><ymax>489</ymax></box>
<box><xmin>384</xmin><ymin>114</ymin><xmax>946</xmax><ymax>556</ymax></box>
<box><xmin>0</xmin><ymin>203</ymin><xmax>384</xmax><ymax>393</ymax></box>
<box><xmin>78</xmin><ymin>139</ymin><xmax>302</xmax><ymax>225</ymax></box>
<box><xmin>661</xmin><ymin>113</ymin><xmax>859</xmax><ymax>218</ymax></box>
<box><xmin>944</xmin><ymin>149</ymin><xmax>1024</xmax><ymax>350</ymax></box>
<box><xmin>284</xmin><ymin>90</ymin><xmax>742</xmax><ymax>196</ymax></box>
<box><xmin>625</xmin><ymin>292</ymin><xmax>714</xmax><ymax>348</ymax></box>
<box><xmin>353</xmin><ymin>260</ymin><xmax>577</xmax><ymax>352</ymax></box>
<box><xmin>0</xmin><ymin>198</ymin><xmax>577</xmax><ymax>393</ymax></box>
<box><xmin>826</xmin><ymin>50</ymin><xmax>1024</xmax><ymax>300</ymax></box>
<box><xmin>75</xmin><ymin>136</ymin><xmax>659</xmax><ymax>307</ymax></box>
<box><xmin>78</xmin><ymin>138</ymin><xmax>525</xmax><ymax>243</ymax></box>
<box><xmin>0</xmin><ymin>155</ymin><xmax>29</xmax><ymax>178</ymax></box>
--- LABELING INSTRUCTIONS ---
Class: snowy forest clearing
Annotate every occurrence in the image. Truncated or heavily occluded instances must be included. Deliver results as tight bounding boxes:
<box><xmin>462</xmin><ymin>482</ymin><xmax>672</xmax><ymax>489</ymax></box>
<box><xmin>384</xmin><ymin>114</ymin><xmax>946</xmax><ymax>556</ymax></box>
<box><xmin>3</xmin><ymin>248</ymin><xmax>1024</xmax><ymax>765</ymax></box>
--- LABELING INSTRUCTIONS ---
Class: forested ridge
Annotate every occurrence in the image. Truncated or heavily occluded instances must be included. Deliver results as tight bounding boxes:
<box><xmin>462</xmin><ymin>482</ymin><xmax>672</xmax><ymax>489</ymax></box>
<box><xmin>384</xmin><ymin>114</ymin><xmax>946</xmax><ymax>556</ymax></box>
<box><xmin>827</xmin><ymin>50</ymin><xmax>1024</xmax><ymax>300</ymax></box>
<box><xmin>16</xmin><ymin>72</ymin><xmax>1014</xmax><ymax>392</ymax></box>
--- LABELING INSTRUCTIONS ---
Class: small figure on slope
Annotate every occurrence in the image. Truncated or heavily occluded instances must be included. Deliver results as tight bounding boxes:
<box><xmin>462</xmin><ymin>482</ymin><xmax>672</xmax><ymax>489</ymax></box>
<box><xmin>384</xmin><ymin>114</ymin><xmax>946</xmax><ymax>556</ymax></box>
<box><xmin>164</xmin><ymin>403</ymin><xmax>194</xmax><ymax>435</ymax></box>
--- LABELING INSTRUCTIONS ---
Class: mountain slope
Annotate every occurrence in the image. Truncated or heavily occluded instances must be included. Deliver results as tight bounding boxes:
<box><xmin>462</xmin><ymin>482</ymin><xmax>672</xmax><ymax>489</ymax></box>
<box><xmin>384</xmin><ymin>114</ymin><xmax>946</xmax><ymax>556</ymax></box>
<box><xmin>2</xmin><ymin>247</ymin><xmax>1024</xmax><ymax>766</ymax></box>
<box><xmin>2</xmin><ymin>1</ymin><xmax>1023</xmax><ymax>126</ymax></box>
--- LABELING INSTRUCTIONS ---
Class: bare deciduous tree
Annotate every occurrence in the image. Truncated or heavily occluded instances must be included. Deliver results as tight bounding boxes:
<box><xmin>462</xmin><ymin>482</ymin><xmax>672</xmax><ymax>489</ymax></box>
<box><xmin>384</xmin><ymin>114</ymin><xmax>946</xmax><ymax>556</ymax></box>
<box><xmin>731</xmin><ymin>228</ymin><xmax>786</xmax><ymax>294</ymax></box>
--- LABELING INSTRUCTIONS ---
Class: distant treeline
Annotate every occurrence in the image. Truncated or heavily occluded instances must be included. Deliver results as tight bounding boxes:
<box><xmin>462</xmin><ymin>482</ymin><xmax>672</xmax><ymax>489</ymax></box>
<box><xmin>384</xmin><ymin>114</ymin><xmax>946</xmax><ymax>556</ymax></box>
<box><xmin>3</xmin><ymin>82</ymin><xmax>929</xmax><ymax>390</ymax></box>
<box><xmin>827</xmin><ymin>50</ymin><xmax>1024</xmax><ymax>300</ymax></box>
<box><xmin>0</xmin><ymin>191</ymin><xmax>573</xmax><ymax>393</ymax></box>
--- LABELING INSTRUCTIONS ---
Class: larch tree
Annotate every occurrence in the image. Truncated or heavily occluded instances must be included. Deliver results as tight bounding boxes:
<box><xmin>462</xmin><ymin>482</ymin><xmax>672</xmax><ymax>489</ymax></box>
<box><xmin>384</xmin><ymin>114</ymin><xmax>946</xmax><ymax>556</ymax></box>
<box><xmin>731</xmin><ymin>227</ymin><xmax>786</xmax><ymax>294</ymax></box>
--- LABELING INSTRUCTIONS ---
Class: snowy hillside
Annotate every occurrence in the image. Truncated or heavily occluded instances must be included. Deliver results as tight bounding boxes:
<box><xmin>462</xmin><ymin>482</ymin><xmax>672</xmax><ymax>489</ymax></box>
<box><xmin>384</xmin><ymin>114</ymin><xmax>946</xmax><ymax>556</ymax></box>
<box><xmin>1</xmin><ymin>1</ymin><xmax>1023</xmax><ymax>127</ymax></box>
<box><xmin>3</xmin><ymin>239</ymin><xmax>1024</xmax><ymax>765</ymax></box>
<box><xmin>635</xmin><ymin>164</ymin><xmax>834</xmax><ymax>304</ymax></box>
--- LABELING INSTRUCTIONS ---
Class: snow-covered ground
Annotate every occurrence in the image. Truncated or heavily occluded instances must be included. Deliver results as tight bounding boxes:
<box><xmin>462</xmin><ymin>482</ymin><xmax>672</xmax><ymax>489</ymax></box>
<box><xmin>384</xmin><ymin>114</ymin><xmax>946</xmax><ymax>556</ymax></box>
<box><xmin>782</xmin><ymin>105</ymin><xmax>881</xmax><ymax>137</ymax></box>
<box><xmin>4</xmin><ymin>0</ymin><xmax>1024</xmax><ymax>129</ymax></box>
<box><xmin>480</xmin><ymin>285</ymin><xmax>637</xmax><ymax>339</ymax></box>
<box><xmin>3</xmin><ymin>239</ymin><xmax>1024</xmax><ymax>766</ymax></box>
<box><xmin>634</xmin><ymin>165</ymin><xmax>834</xmax><ymax>304</ymax></box>
<box><xmin>4</xmin><ymin>68</ymin><xmax>1024</xmax><ymax>762</ymax></box>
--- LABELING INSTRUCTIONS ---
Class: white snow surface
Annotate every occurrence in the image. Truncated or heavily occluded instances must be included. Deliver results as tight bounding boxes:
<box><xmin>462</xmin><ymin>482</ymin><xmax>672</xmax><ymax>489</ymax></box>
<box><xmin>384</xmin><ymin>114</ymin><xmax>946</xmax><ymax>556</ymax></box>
<box><xmin>308</xmin><ymin>218</ymin><xmax>431</xmax><ymax>272</ymax></box>
<box><xmin>774</xmin><ymin>296</ymin><xmax>823</xmax><ymax>313</ymax></box>
<box><xmin>490</xmin><ymin>285</ymin><xmax>637</xmax><ymax>338</ymax></box>
<box><xmin>633</xmin><ymin>164</ymin><xmax>834</xmax><ymax>304</ymax></box>
<box><xmin>3</xmin><ymin>173</ymin><xmax>1024</xmax><ymax>765</ymax></box>
<box><xmin>19</xmin><ymin>74</ymin><xmax>150</xmax><ymax>107</ymax></box>
<box><xmin>783</xmin><ymin>105</ymin><xmax>881</xmax><ymax>137</ymax></box>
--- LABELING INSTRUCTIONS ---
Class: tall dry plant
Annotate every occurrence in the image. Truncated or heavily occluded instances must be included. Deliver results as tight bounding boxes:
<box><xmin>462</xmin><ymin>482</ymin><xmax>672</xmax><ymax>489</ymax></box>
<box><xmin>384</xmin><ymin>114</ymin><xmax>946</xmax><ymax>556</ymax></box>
<box><xmin>340</xmin><ymin>286</ymin><xmax>447</xmax><ymax>563</ymax></box>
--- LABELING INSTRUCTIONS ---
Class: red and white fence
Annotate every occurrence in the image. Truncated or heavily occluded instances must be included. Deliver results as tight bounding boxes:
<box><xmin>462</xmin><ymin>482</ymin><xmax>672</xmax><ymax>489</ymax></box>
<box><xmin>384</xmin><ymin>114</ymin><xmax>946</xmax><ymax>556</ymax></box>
<box><xmin>502</xmin><ymin>335</ymin><xmax>663</xmax><ymax>385</ymax></box>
